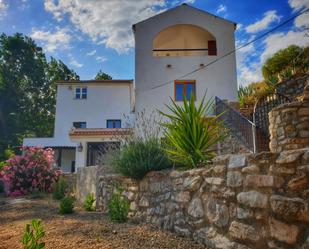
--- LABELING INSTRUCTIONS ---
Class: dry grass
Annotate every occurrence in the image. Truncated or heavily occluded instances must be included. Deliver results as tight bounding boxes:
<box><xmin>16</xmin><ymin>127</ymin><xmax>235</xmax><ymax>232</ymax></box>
<box><xmin>0</xmin><ymin>196</ymin><xmax>205</xmax><ymax>249</ymax></box>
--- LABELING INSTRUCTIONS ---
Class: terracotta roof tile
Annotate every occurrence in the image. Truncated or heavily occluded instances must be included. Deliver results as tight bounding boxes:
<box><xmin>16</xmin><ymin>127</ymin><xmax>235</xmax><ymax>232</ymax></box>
<box><xmin>69</xmin><ymin>128</ymin><xmax>133</xmax><ymax>137</ymax></box>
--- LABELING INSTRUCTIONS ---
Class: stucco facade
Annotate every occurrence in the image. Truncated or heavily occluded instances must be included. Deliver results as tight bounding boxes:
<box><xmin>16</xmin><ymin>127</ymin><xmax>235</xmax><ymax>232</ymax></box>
<box><xmin>23</xmin><ymin>80</ymin><xmax>134</xmax><ymax>172</ymax></box>
<box><xmin>134</xmin><ymin>4</ymin><xmax>238</xmax><ymax>115</ymax></box>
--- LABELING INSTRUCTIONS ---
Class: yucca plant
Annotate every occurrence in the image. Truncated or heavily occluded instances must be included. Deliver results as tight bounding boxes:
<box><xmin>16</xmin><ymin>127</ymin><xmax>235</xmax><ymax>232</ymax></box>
<box><xmin>160</xmin><ymin>93</ymin><xmax>226</xmax><ymax>169</ymax></box>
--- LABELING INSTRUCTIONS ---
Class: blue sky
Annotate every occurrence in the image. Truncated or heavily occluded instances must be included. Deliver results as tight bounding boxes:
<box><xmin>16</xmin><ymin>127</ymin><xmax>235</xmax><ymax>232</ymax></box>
<box><xmin>0</xmin><ymin>0</ymin><xmax>308</xmax><ymax>86</ymax></box>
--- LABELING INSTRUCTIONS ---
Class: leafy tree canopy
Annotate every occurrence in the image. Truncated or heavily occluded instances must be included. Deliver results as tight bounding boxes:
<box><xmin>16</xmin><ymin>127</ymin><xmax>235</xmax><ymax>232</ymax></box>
<box><xmin>262</xmin><ymin>45</ymin><xmax>309</xmax><ymax>80</ymax></box>
<box><xmin>95</xmin><ymin>70</ymin><xmax>112</xmax><ymax>80</ymax></box>
<box><xmin>0</xmin><ymin>33</ymin><xmax>79</xmax><ymax>159</ymax></box>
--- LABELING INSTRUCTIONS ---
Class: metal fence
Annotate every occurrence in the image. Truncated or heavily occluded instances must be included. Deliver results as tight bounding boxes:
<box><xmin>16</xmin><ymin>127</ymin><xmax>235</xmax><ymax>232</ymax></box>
<box><xmin>215</xmin><ymin>97</ymin><xmax>257</xmax><ymax>153</ymax></box>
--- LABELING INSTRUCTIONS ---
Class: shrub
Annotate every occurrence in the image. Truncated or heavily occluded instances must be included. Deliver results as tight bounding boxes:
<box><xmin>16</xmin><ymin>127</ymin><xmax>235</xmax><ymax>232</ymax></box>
<box><xmin>108</xmin><ymin>187</ymin><xmax>129</xmax><ymax>223</ymax></box>
<box><xmin>0</xmin><ymin>147</ymin><xmax>60</xmax><ymax>197</ymax></box>
<box><xmin>160</xmin><ymin>93</ymin><xmax>226</xmax><ymax>169</ymax></box>
<box><xmin>83</xmin><ymin>192</ymin><xmax>96</xmax><ymax>211</ymax></box>
<box><xmin>59</xmin><ymin>196</ymin><xmax>74</xmax><ymax>214</ymax></box>
<box><xmin>111</xmin><ymin>138</ymin><xmax>171</xmax><ymax>180</ymax></box>
<box><xmin>21</xmin><ymin>219</ymin><xmax>45</xmax><ymax>249</ymax></box>
<box><xmin>52</xmin><ymin>176</ymin><xmax>67</xmax><ymax>200</ymax></box>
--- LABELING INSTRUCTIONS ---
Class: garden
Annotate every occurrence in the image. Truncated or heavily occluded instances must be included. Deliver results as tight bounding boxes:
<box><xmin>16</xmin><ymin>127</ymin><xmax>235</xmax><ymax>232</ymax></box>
<box><xmin>0</xmin><ymin>93</ymin><xmax>223</xmax><ymax>249</ymax></box>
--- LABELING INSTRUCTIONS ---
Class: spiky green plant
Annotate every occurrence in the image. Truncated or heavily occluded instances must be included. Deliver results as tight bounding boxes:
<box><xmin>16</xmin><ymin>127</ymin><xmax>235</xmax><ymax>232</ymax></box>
<box><xmin>160</xmin><ymin>93</ymin><xmax>226</xmax><ymax>169</ymax></box>
<box><xmin>21</xmin><ymin>219</ymin><xmax>45</xmax><ymax>249</ymax></box>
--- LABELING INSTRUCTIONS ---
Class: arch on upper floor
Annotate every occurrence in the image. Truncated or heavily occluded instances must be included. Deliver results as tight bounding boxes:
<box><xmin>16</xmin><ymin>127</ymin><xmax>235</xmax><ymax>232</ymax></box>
<box><xmin>152</xmin><ymin>24</ymin><xmax>217</xmax><ymax>57</ymax></box>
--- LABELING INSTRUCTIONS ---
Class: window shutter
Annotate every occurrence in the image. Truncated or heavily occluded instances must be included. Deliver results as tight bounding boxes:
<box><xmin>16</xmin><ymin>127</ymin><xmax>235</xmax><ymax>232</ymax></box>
<box><xmin>208</xmin><ymin>40</ymin><xmax>217</xmax><ymax>56</ymax></box>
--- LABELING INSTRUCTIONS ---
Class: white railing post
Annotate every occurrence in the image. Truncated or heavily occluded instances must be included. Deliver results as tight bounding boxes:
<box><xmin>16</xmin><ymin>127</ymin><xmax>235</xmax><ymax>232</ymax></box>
<box><xmin>252</xmin><ymin>124</ymin><xmax>257</xmax><ymax>153</ymax></box>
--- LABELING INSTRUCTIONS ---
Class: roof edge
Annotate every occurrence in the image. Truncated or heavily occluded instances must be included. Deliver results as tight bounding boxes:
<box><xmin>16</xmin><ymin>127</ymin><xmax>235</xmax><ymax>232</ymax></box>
<box><xmin>55</xmin><ymin>79</ymin><xmax>134</xmax><ymax>85</ymax></box>
<box><xmin>132</xmin><ymin>4</ymin><xmax>237</xmax><ymax>28</ymax></box>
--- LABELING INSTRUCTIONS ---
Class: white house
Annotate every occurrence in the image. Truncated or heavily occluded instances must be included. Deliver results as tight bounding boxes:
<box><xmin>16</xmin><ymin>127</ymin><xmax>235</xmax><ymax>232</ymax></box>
<box><xmin>23</xmin><ymin>4</ymin><xmax>238</xmax><ymax>172</ymax></box>
<box><xmin>134</xmin><ymin>3</ymin><xmax>237</xmax><ymax>115</ymax></box>
<box><xmin>24</xmin><ymin>80</ymin><xmax>134</xmax><ymax>172</ymax></box>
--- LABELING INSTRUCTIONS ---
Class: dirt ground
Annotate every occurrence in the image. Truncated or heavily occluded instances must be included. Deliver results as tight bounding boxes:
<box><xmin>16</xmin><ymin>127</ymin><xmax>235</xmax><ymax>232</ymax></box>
<box><xmin>0</xmin><ymin>196</ymin><xmax>205</xmax><ymax>249</ymax></box>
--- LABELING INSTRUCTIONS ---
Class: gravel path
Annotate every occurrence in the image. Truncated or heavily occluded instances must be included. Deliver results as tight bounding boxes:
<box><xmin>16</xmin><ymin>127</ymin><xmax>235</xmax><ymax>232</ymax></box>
<box><xmin>0</xmin><ymin>197</ymin><xmax>206</xmax><ymax>249</ymax></box>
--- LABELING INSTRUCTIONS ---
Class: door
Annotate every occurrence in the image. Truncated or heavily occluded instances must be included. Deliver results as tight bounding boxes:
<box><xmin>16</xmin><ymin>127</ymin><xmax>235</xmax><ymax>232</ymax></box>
<box><xmin>86</xmin><ymin>142</ymin><xmax>120</xmax><ymax>166</ymax></box>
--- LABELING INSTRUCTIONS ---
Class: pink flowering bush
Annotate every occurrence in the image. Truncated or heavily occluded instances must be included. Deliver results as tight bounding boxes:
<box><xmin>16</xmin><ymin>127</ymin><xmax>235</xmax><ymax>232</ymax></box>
<box><xmin>0</xmin><ymin>147</ymin><xmax>61</xmax><ymax>197</ymax></box>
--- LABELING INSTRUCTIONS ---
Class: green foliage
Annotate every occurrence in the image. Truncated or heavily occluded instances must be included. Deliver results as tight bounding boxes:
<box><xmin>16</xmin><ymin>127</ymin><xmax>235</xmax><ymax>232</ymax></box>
<box><xmin>83</xmin><ymin>193</ymin><xmax>96</xmax><ymax>211</ymax></box>
<box><xmin>262</xmin><ymin>45</ymin><xmax>309</xmax><ymax>80</ymax></box>
<box><xmin>95</xmin><ymin>70</ymin><xmax>112</xmax><ymax>80</ymax></box>
<box><xmin>160</xmin><ymin>93</ymin><xmax>226</xmax><ymax>169</ymax></box>
<box><xmin>52</xmin><ymin>176</ymin><xmax>67</xmax><ymax>200</ymax></box>
<box><xmin>21</xmin><ymin>219</ymin><xmax>45</xmax><ymax>249</ymax></box>
<box><xmin>111</xmin><ymin>138</ymin><xmax>171</xmax><ymax>180</ymax></box>
<box><xmin>0</xmin><ymin>33</ymin><xmax>79</xmax><ymax>155</ymax></box>
<box><xmin>59</xmin><ymin>196</ymin><xmax>74</xmax><ymax>214</ymax></box>
<box><xmin>238</xmin><ymin>85</ymin><xmax>254</xmax><ymax>107</ymax></box>
<box><xmin>108</xmin><ymin>187</ymin><xmax>130</xmax><ymax>223</ymax></box>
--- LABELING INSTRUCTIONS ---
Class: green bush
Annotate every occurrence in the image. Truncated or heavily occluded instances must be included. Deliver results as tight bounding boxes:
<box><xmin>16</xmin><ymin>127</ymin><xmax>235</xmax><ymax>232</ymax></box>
<box><xmin>21</xmin><ymin>219</ymin><xmax>45</xmax><ymax>249</ymax></box>
<box><xmin>108</xmin><ymin>188</ymin><xmax>130</xmax><ymax>223</ymax></box>
<box><xmin>59</xmin><ymin>196</ymin><xmax>74</xmax><ymax>214</ymax></box>
<box><xmin>111</xmin><ymin>138</ymin><xmax>171</xmax><ymax>180</ymax></box>
<box><xmin>52</xmin><ymin>176</ymin><xmax>67</xmax><ymax>200</ymax></box>
<box><xmin>160</xmin><ymin>93</ymin><xmax>226</xmax><ymax>169</ymax></box>
<box><xmin>83</xmin><ymin>193</ymin><xmax>96</xmax><ymax>211</ymax></box>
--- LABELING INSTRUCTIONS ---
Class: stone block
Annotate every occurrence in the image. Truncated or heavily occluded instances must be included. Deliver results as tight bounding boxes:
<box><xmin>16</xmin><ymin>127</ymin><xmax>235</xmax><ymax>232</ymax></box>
<box><xmin>299</xmin><ymin>108</ymin><xmax>309</xmax><ymax>116</ymax></box>
<box><xmin>205</xmin><ymin>177</ymin><xmax>224</xmax><ymax>185</ymax></box>
<box><xmin>276</xmin><ymin>149</ymin><xmax>304</xmax><ymax>164</ymax></box>
<box><xmin>227</xmin><ymin>171</ymin><xmax>243</xmax><ymax>187</ymax></box>
<box><xmin>269</xmin><ymin>218</ymin><xmax>299</xmax><ymax>245</ymax></box>
<box><xmin>174</xmin><ymin>191</ymin><xmax>191</xmax><ymax>203</ymax></box>
<box><xmin>228</xmin><ymin>154</ymin><xmax>247</xmax><ymax>169</ymax></box>
<box><xmin>237</xmin><ymin>207</ymin><xmax>253</xmax><ymax>220</ymax></box>
<box><xmin>270</xmin><ymin>165</ymin><xmax>295</xmax><ymax>175</ymax></box>
<box><xmin>270</xmin><ymin>195</ymin><xmax>308</xmax><ymax>222</ymax></box>
<box><xmin>242</xmin><ymin>164</ymin><xmax>260</xmax><ymax>174</ymax></box>
<box><xmin>237</xmin><ymin>190</ymin><xmax>268</xmax><ymax>209</ymax></box>
<box><xmin>187</xmin><ymin>197</ymin><xmax>204</xmax><ymax>218</ymax></box>
<box><xmin>229</xmin><ymin>221</ymin><xmax>261</xmax><ymax>243</ymax></box>
<box><xmin>174</xmin><ymin>226</ymin><xmax>191</xmax><ymax>237</ymax></box>
<box><xmin>288</xmin><ymin>175</ymin><xmax>309</xmax><ymax>192</ymax></box>
<box><xmin>183</xmin><ymin>176</ymin><xmax>202</xmax><ymax>192</ymax></box>
<box><xmin>139</xmin><ymin>196</ymin><xmax>149</xmax><ymax>207</ymax></box>
<box><xmin>206</xmin><ymin>198</ymin><xmax>229</xmax><ymax>228</ymax></box>
<box><xmin>244</xmin><ymin>175</ymin><xmax>284</xmax><ymax>188</ymax></box>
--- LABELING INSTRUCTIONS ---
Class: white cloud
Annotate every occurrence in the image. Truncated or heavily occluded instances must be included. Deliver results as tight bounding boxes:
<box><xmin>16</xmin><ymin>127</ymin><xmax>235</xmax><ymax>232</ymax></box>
<box><xmin>261</xmin><ymin>29</ymin><xmax>309</xmax><ymax>62</ymax></box>
<box><xmin>96</xmin><ymin>56</ymin><xmax>107</xmax><ymax>62</ymax></box>
<box><xmin>288</xmin><ymin>0</ymin><xmax>309</xmax><ymax>11</ymax></box>
<box><xmin>44</xmin><ymin>0</ymin><xmax>168</xmax><ymax>54</ymax></box>
<box><xmin>86</xmin><ymin>50</ymin><xmax>96</xmax><ymax>56</ymax></box>
<box><xmin>216</xmin><ymin>4</ymin><xmax>226</xmax><ymax>14</ymax></box>
<box><xmin>246</xmin><ymin>10</ymin><xmax>281</xmax><ymax>33</ymax></box>
<box><xmin>0</xmin><ymin>0</ymin><xmax>8</xmax><ymax>19</ymax></box>
<box><xmin>30</xmin><ymin>27</ymin><xmax>72</xmax><ymax>52</ymax></box>
<box><xmin>68</xmin><ymin>54</ymin><xmax>83</xmax><ymax>68</ymax></box>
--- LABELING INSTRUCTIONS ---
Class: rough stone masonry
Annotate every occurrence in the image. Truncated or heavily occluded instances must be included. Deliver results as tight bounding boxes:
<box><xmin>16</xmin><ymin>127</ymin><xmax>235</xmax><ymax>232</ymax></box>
<box><xmin>78</xmin><ymin>79</ymin><xmax>309</xmax><ymax>249</ymax></box>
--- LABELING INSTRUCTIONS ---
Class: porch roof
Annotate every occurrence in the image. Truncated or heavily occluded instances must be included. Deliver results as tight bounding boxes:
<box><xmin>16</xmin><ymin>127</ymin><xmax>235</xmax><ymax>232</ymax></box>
<box><xmin>69</xmin><ymin>128</ymin><xmax>133</xmax><ymax>137</ymax></box>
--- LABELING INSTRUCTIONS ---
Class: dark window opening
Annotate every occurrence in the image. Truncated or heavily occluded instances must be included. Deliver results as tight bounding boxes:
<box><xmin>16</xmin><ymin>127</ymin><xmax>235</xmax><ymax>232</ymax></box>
<box><xmin>75</xmin><ymin>87</ymin><xmax>87</xmax><ymax>99</ymax></box>
<box><xmin>107</xmin><ymin>119</ymin><xmax>121</xmax><ymax>128</ymax></box>
<box><xmin>73</xmin><ymin>122</ymin><xmax>87</xmax><ymax>129</ymax></box>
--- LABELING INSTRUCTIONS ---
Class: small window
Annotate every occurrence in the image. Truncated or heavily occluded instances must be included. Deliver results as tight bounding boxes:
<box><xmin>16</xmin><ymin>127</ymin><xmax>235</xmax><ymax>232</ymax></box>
<box><xmin>174</xmin><ymin>80</ymin><xmax>196</xmax><ymax>101</ymax></box>
<box><xmin>107</xmin><ymin>120</ymin><xmax>121</xmax><ymax>128</ymax></box>
<box><xmin>73</xmin><ymin>122</ymin><xmax>86</xmax><ymax>129</ymax></box>
<box><xmin>75</xmin><ymin>87</ymin><xmax>87</xmax><ymax>99</ymax></box>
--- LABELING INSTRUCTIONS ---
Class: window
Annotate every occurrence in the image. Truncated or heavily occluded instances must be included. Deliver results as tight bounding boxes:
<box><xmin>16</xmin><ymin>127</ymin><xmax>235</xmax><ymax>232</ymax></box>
<box><xmin>107</xmin><ymin>120</ymin><xmax>121</xmax><ymax>128</ymax></box>
<box><xmin>75</xmin><ymin>87</ymin><xmax>87</xmax><ymax>99</ymax></box>
<box><xmin>73</xmin><ymin>122</ymin><xmax>86</xmax><ymax>129</ymax></box>
<box><xmin>174</xmin><ymin>80</ymin><xmax>196</xmax><ymax>101</ymax></box>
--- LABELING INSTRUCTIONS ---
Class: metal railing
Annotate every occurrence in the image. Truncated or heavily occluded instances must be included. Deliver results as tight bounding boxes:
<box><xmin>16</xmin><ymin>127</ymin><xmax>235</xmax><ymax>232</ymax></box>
<box><xmin>215</xmin><ymin>97</ymin><xmax>257</xmax><ymax>153</ymax></box>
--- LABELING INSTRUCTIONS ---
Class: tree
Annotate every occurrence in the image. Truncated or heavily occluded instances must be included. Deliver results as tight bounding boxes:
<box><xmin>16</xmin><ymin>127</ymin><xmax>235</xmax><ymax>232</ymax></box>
<box><xmin>262</xmin><ymin>45</ymin><xmax>308</xmax><ymax>80</ymax></box>
<box><xmin>0</xmin><ymin>33</ymin><xmax>79</xmax><ymax>159</ymax></box>
<box><xmin>95</xmin><ymin>70</ymin><xmax>112</xmax><ymax>80</ymax></box>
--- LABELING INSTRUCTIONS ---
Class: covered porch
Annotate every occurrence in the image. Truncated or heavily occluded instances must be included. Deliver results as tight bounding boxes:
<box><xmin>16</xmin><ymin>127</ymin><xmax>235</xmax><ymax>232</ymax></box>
<box><xmin>69</xmin><ymin>128</ymin><xmax>132</xmax><ymax>170</ymax></box>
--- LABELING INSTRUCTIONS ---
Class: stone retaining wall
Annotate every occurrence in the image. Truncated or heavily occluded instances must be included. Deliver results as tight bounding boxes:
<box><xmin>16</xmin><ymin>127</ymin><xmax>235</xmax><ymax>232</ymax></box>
<box><xmin>97</xmin><ymin>149</ymin><xmax>309</xmax><ymax>249</ymax></box>
<box><xmin>269</xmin><ymin>80</ymin><xmax>309</xmax><ymax>153</ymax></box>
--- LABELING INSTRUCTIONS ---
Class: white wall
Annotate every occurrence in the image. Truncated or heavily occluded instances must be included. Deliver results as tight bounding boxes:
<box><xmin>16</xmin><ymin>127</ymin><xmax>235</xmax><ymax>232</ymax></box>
<box><xmin>134</xmin><ymin>5</ymin><xmax>238</xmax><ymax>116</ymax></box>
<box><xmin>54</xmin><ymin>83</ymin><xmax>134</xmax><ymax>145</ymax></box>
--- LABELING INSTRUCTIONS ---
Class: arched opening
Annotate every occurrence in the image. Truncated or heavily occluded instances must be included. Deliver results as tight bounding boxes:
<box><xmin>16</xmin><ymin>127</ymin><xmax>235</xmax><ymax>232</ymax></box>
<box><xmin>153</xmin><ymin>24</ymin><xmax>217</xmax><ymax>57</ymax></box>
